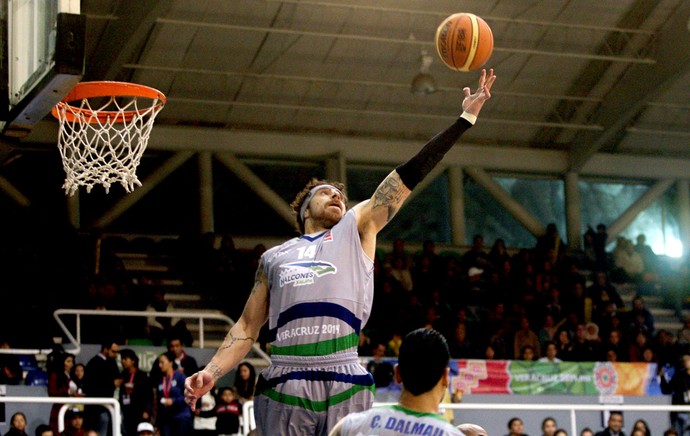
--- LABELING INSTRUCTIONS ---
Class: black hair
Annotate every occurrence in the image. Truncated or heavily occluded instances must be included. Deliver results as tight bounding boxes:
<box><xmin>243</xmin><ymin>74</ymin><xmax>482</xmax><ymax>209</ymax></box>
<box><xmin>397</xmin><ymin>328</ymin><xmax>449</xmax><ymax>396</ymax></box>
<box><xmin>162</xmin><ymin>351</ymin><xmax>178</xmax><ymax>370</ymax></box>
<box><xmin>120</xmin><ymin>349</ymin><xmax>139</xmax><ymax>364</ymax></box>
<box><xmin>542</xmin><ymin>417</ymin><xmax>556</xmax><ymax>430</ymax></box>
<box><xmin>35</xmin><ymin>424</ymin><xmax>53</xmax><ymax>436</ymax></box>
<box><xmin>508</xmin><ymin>417</ymin><xmax>523</xmax><ymax>429</ymax></box>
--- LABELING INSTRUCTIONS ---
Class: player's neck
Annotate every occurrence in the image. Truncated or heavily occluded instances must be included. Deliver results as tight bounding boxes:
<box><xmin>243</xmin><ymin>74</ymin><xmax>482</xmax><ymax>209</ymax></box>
<box><xmin>305</xmin><ymin>224</ymin><xmax>327</xmax><ymax>234</ymax></box>
<box><xmin>397</xmin><ymin>389</ymin><xmax>442</xmax><ymax>414</ymax></box>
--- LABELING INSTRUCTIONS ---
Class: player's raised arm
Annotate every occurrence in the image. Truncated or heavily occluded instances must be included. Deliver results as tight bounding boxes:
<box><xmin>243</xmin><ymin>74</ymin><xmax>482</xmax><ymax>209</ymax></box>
<box><xmin>184</xmin><ymin>258</ymin><xmax>269</xmax><ymax>411</ymax></box>
<box><xmin>354</xmin><ymin>69</ymin><xmax>496</xmax><ymax>252</ymax></box>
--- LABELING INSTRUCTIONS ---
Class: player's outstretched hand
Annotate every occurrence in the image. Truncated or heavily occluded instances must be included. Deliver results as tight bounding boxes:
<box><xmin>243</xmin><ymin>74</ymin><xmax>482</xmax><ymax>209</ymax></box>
<box><xmin>184</xmin><ymin>370</ymin><xmax>216</xmax><ymax>411</ymax></box>
<box><xmin>462</xmin><ymin>68</ymin><xmax>496</xmax><ymax>117</ymax></box>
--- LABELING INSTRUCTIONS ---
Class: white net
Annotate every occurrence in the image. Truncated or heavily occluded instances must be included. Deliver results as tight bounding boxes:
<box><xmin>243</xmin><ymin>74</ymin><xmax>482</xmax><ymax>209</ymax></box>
<box><xmin>53</xmin><ymin>89</ymin><xmax>165</xmax><ymax>196</ymax></box>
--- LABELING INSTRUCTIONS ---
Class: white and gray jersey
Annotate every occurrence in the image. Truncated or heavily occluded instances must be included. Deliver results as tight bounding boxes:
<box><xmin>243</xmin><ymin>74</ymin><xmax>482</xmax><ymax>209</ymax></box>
<box><xmin>261</xmin><ymin>208</ymin><xmax>375</xmax><ymax>363</ymax></box>
<box><xmin>336</xmin><ymin>404</ymin><xmax>465</xmax><ymax>436</ymax></box>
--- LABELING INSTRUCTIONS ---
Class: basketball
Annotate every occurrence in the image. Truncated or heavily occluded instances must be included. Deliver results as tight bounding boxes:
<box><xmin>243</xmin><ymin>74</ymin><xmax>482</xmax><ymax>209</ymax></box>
<box><xmin>435</xmin><ymin>12</ymin><xmax>494</xmax><ymax>72</ymax></box>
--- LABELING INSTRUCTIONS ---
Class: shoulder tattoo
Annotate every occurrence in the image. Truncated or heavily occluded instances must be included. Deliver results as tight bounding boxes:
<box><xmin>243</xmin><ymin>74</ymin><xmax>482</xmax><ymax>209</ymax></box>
<box><xmin>372</xmin><ymin>176</ymin><xmax>404</xmax><ymax>221</ymax></box>
<box><xmin>252</xmin><ymin>258</ymin><xmax>265</xmax><ymax>292</ymax></box>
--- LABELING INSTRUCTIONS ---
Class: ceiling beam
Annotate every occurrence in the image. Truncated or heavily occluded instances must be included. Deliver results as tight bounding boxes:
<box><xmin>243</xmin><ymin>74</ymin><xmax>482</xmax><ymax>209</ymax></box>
<box><xmin>155</xmin><ymin>18</ymin><xmax>655</xmax><ymax>64</ymax></box>
<box><xmin>84</xmin><ymin>0</ymin><xmax>173</xmax><ymax>82</ymax></box>
<box><xmin>567</xmin><ymin>0</ymin><xmax>690</xmax><ymax>171</ymax></box>
<box><xmin>140</xmin><ymin>125</ymin><xmax>690</xmax><ymax>179</ymax></box>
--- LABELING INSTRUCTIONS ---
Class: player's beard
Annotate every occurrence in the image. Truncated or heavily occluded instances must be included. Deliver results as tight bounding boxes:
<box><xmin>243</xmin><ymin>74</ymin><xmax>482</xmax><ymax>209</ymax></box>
<box><xmin>313</xmin><ymin>207</ymin><xmax>342</xmax><ymax>229</ymax></box>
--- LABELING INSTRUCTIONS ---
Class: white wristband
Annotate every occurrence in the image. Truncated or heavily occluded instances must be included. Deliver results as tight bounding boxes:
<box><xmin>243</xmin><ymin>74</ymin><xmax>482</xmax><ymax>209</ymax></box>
<box><xmin>460</xmin><ymin>111</ymin><xmax>477</xmax><ymax>125</ymax></box>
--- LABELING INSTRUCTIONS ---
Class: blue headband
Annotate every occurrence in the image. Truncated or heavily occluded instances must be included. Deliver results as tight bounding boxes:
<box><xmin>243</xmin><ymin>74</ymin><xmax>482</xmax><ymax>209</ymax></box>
<box><xmin>299</xmin><ymin>184</ymin><xmax>343</xmax><ymax>224</ymax></box>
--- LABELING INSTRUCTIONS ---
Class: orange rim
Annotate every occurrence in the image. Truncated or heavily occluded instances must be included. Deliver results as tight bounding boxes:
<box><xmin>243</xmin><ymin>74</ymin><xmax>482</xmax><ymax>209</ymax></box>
<box><xmin>51</xmin><ymin>81</ymin><xmax>166</xmax><ymax>123</ymax></box>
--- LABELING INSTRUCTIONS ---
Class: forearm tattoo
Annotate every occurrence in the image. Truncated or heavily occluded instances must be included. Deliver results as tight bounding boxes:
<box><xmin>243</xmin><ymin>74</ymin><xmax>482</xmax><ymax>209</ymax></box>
<box><xmin>204</xmin><ymin>362</ymin><xmax>223</xmax><ymax>381</ymax></box>
<box><xmin>220</xmin><ymin>332</ymin><xmax>256</xmax><ymax>351</ymax></box>
<box><xmin>372</xmin><ymin>176</ymin><xmax>405</xmax><ymax>221</ymax></box>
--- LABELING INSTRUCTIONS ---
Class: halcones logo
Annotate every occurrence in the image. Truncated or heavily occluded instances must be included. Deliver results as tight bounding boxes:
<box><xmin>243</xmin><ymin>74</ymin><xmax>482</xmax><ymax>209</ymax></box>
<box><xmin>279</xmin><ymin>261</ymin><xmax>337</xmax><ymax>287</ymax></box>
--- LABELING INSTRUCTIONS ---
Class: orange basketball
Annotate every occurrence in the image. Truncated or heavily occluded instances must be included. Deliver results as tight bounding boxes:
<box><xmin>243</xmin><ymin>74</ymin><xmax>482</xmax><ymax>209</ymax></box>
<box><xmin>435</xmin><ymin>12</ymin><xmax>494</xmax><ymax>72</ymax></box>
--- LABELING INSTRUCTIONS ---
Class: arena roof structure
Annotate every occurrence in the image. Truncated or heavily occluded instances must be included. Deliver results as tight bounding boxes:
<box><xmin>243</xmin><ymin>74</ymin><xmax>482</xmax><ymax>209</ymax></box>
<box><xmin>2</xmin><ymin>0</ymin><xmax>689</xmax><ymax>246</ymax></box>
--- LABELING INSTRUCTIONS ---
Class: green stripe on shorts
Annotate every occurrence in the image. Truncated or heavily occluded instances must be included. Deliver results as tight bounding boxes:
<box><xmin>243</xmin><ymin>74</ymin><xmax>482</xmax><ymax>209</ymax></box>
<box><xmin>270</xmin><ymin>332</ymin><xmax>359</xmax><ymax>356</ymax></box>
<box><xmin>262</xmin><ymin>383</ymin><xmax>375</xmax><ymax>411</ymax></box>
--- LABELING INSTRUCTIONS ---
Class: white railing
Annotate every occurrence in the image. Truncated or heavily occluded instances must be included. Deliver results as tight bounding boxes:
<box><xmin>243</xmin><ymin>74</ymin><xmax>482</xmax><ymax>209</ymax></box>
<box><xmin>52</xmin><ymin>308</ymin><xmax>272</xmax><ymax>363</ymax></box>
<box><xmin>0</xmin><ymin>396</ymin><xmax>120</xmax><ymax>435</ymax></box>
<box><xmin>242</xmin><ymin>400</ymin><xmax>256</xmax><ymax>435</ymax></box>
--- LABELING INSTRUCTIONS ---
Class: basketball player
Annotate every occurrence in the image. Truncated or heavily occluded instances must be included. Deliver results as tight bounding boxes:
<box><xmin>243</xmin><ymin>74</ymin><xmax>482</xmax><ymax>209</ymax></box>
<box><xmin>328</xmin><ymin>328</ymin><xmax>469</xmax><ymax>436</ymax></box>
<box><xmin>184</xmin><ymin>68</ymin><xmax>496</xmax><ymax>435</ymax></box>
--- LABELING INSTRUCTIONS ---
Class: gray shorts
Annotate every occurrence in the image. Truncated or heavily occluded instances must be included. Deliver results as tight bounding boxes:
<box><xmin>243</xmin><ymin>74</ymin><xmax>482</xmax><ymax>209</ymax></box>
<box><xmin>253</xmin><ymin>353</ymin><xmax>375</xmax><ymax>436</ymax></box>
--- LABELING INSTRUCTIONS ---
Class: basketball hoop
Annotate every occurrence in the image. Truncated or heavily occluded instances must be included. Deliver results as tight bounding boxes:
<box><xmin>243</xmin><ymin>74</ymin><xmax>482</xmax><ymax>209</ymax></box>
<box><xmin>51</xmin><ymin>81</ymin><xmax>166</xmax><ymax>196</ymax></box>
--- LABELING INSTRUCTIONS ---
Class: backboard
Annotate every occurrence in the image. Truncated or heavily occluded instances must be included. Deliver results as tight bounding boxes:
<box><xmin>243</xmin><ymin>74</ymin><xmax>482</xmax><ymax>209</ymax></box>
<box><xmin>1</xmin><ymin>0</ymin><xmax>85</xmax><ymax>138</ymax></box>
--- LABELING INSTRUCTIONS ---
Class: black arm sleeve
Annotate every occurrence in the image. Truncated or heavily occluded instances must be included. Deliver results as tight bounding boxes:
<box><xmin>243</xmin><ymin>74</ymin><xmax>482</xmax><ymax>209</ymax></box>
<box><xmin>395</xmin><ymin>116</ymin><xmax>472</xmax><ymax>190</ymax></box>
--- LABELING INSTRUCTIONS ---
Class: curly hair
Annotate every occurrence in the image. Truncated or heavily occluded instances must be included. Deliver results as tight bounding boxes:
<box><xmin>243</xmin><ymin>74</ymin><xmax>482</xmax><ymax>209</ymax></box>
<box><xmin>289</xmin><ymin>178</ymin><xmax>347</xmax><ymax>235</ymax></box>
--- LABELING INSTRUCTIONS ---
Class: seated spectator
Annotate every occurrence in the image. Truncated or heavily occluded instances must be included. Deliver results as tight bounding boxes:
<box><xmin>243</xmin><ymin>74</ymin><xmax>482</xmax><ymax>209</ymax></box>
<box><xmin>215</xmin><ymin>387</ymin><xmax>242</xmax><ymax>436</ymax></box>
<box><xmin>629</xmin><ymin>296</ymin><xmax>655</xmax><ymax>336</ymax></box>
<box><xmin>70</xmin><ymin>363</ymin><xmax>86</xmax><ymax>397</ymax></box>
<box><xmin>612</xmin><ymin>237</ymin><xmax>644</xmax><ymax>283</ymax></box>
<box><xmin>366</xmin><ymin>342</ymin><xmax>394</xmax><ymax>389</ymax></box>
<box><xmin>587</xmin><ymin>271</ymin><xmax>624</xmax><ymax>324</ymax></box>
<box><xmin>541</xmin><ymin>417</ymin><xmax>557</xmax><ymax>436</ymax></box>
<box><xmin>632</xmin><ymin>419</ymin><xmax>651</xmax><ymax>436</ymax></box>
<box><xmin>565</xmin><ymin>323</ymin><xmax>599</xmax><ymax>362</ymax></box>
<box><xmin>61</xmin><ymin>408</ymin><xmax>86</xmax><ymax>436</ymax></box>
<box><xmin>600</xmin><ymin>329</ymin><xmax>624</xmax><ymax>362</ymax></box>
<box><xmin>634</xmin><ymin>233</ymin><xmax>660</xmax><ymax>275</ymax></box>
<box><xmin>5</xmin><ymin>412</ymin><xmax>29</xmax><ymax>436</ymax></box>
<box><xmin>538</xmin><ymin>341</ymin><xmax>563</xmax><ymax>363</ymax></box>
<box><xmin>34</xmin><ymin>424</ymin><xmax>53</xmax><ymax>436</ymax></box>
<box><xmin>483</xmin><ymin>344</ymin><xmax>497</xmax><ymax>360</ymax></box>
<box><xmin>505</xmin><ymin>417</ymin><xmax>529</xmax><ymax>436</ymax></box>
<box><xmin>538</xmin><ymin>314</ymin><xmax>559</xmax><ymax>350</ymax></box>
<box><xmin>628</xmin><ymin>330</ymin><xmax>652</xmax><ymax>362</ymax></box>
<box><xmin>519</xmin><ymin>344</ymin><xmax>536</xmax><ymax>361</ymax></box>
<box><xmin>136</xmin><ymin>422</ymin><xmax>154</xmax><ymax>436</ymax></box>
<box><xmin>448</xmin><ymin>323</ymin><xmax>479</xmax><ymax>359</ymax></box>
<box><xmin>232</xmin><ymin>361</ymin><xmax>256</xmax><ymax>405</ymax></box>
<box><xmin>604</xmin><ymin>347</ymin><xmax>619</xmax><ymax>362</ymax></box>
<box><xmin>594</xmin><ymin>411</ymin><xmax>624</xmax><ymax>436</ymax></box>
<box><xmin>513</xmin><ymin>316</ymin><xmax>541</xmax><ymax>360</ymax></box>
<box><xmin>462</xmin><ymin>234</ymin><xmax>492</xmax><ymax>275</ymax></box>
<box><xmin>584</xmin><ymin>322</ymin><xmax>602</xmax><ymax>345</ymax></box>
<box><xmin>555</xmin><ymin>329</ymin><xmax>572</xmax><ymax>360</ymax></box>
